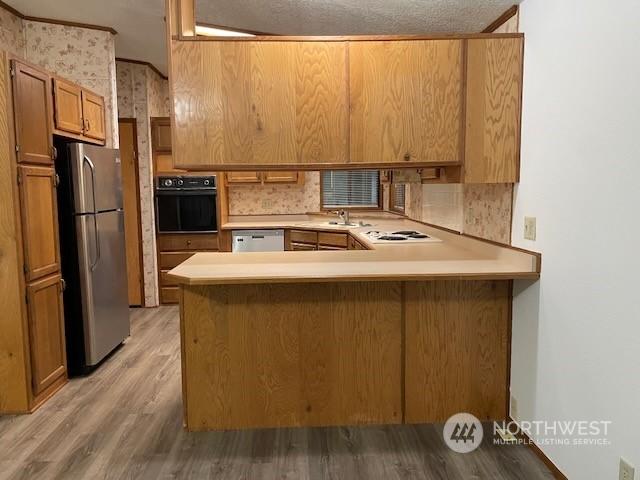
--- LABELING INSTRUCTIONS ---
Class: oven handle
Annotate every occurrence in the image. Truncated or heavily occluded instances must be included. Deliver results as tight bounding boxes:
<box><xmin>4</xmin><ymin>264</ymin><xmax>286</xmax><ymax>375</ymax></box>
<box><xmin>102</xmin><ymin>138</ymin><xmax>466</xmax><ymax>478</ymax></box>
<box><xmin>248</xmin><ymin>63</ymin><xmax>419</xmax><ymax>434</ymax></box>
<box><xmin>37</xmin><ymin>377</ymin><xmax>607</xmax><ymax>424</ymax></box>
<box><xmin>154</xmin><ymin>189</ymin><xmax>217</xmax><ymax>196</ymax></box>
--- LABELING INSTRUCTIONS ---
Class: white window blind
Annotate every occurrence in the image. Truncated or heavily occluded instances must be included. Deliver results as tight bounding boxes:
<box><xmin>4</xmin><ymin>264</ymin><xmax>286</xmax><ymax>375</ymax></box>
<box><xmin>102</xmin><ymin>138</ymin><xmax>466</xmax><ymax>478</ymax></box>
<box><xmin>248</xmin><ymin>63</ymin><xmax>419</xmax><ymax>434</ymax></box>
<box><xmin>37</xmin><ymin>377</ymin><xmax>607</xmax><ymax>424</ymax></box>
<box><xmin>391</xmin><ymin>184</ymin><xmax>406</xmax><ymax>213</ymax></box>
<box><xmin>321</xmin><ymin>170</ymin><xmax>380</xmax><ymax>208</ymax></box>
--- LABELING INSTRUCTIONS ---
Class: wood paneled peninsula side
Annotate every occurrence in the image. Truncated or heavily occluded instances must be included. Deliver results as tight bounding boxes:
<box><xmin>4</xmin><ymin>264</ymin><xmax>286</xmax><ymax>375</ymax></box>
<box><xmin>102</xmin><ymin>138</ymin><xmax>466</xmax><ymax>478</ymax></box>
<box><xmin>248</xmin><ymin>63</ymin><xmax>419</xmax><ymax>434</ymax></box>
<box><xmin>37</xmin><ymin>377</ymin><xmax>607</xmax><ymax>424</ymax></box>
<box><xmin>169</xmin><ymin>217</ymin><xmax>540</xmax><ymax>431</ymax></box>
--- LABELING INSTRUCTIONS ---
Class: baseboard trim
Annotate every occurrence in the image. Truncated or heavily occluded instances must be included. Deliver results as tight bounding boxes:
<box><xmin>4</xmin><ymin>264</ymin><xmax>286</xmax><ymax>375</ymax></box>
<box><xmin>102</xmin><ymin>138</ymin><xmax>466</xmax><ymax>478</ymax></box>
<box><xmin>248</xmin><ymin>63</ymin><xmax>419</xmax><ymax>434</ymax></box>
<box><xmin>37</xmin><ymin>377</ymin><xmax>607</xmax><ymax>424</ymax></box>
<box><xmin>507</xmin><ymin>416</ymin><xmax>568</xmax><ymax>480</ymax></box>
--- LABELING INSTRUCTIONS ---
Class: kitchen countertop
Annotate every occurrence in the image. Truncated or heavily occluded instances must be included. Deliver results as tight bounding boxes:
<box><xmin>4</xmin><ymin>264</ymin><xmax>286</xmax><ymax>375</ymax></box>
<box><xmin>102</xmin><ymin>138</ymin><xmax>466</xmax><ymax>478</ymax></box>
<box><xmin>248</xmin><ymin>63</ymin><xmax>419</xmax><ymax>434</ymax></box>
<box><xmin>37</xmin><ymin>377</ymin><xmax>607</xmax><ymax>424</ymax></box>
<box><xmin>168</xmin><ymin>214</ymin><xmax>540</xmax><ymax>285</ymax></box>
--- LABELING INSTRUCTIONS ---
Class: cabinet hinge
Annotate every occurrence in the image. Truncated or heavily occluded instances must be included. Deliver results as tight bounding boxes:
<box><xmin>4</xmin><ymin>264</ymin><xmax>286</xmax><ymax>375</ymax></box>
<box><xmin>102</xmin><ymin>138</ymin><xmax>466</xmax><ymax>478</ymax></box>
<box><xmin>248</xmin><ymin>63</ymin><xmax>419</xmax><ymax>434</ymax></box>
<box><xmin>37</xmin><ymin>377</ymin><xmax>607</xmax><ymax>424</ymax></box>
<box><xmin>54</xmin><ymin>173</ymin><xmax>61</xmax><ymax>188</ymax></box>
<box><xmin>9</xmin><ymin>66</ymin><xmax>15</xmax><ymax>77</ymax></box>
<box><xmin>25</xmin><ymin>293</ymin><xmax>29</xmax><ymax>305</ymax></box>
<box><xmin>51</xmin><ymin>145</ymin><xmax>58</xmax><ymax>160</ymax></box>
<box><xmin>17</xmin><ymin>172</ymin><xmax>22</xmax><ymax>185</ymax></box>
<box><xmin>61</xmin><ymin>278</ymin><xmax>67</xmax><ymax>291</ymax></box>
<box><xmin>23</xmin><ymin>263</ymin><xmax>28</xmax><ymax>275</ymax></box>
<box><xmin>15</xmin><ymin>144</ymin><xmax>20</xmax><ymax>153</ymax></box>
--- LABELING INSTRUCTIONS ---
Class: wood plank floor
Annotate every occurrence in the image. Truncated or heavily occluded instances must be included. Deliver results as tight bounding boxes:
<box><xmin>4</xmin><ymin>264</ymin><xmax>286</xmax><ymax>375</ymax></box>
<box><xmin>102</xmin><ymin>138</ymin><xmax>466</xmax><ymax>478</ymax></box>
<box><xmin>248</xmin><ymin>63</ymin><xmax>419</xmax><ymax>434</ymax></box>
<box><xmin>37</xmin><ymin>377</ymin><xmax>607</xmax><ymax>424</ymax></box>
<box><xmin>0</xmin><ymin>307</ymin><xmax>554</xmax><ymax>480</ymax></box>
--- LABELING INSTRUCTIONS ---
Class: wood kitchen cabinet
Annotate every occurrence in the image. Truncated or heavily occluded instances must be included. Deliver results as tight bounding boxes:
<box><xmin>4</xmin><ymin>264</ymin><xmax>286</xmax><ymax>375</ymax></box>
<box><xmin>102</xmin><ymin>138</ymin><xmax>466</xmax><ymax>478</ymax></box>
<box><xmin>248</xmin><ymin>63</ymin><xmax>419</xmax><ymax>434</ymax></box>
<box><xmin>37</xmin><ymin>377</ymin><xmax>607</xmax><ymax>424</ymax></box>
<box><xmin>17</xmin><ymin>165</ymin><xmax>61</xmax><ymax>282</ymax></box>
<box><xmin>152</xmin><ymin>117</ymin><xmax>172</xmax><ymax>153</ymax></box>
<box><xmin>226</xmin><ymin>171</ymin><xmax>261</xmax><ymax>184</ymax></box>
<box><xmin>81</xmin><ymin>90</ymin><xmax>106</xmax><ymax>141</ymax></box>
<box><xmin>349</xmin><ymin>40</ymin><xmax>463</xmax><ymax>165</ymax></box>
<box><xmin>464</xmin><ymin>37</ymin><xmax>523</xmax><ymax>183</ymax></box>
<box><xmin>157</xmin><ymin>233</ymin><xmax>219</xmax><ymax>304</ymax></box>
<box><xmin>11</xmin><ymin>60</ymin><xmax>54</xmax><ymax>165</ymax></box>
<box><xmin>52</xmin><ymin>78</ymin><xmax>83</xmax><ymax>135</ymax></box>
<box><xmin>226</xmin><ymin>171</ymin><xmax>303</xmax><ymax>185</ymax></box>
<box><xmin>26</xmin><ymin>274</ymin><xmax>67</xmax><ymax>396</ymax></box>
<box><xmin>51</xmin><ymin>78</ymin><xmax>107</xmax><ymax>144</ymax></box>
<box><xmin>0</xmin><ymin>52</ymin><xmax>68</xmax><ymax>414</ymax></box>
<box><xmin>171</xmin><ymin>41</ymin><xmax>349</xmax><ymax>168</ymax></box>
<box><xmin>170</xmin><ymin>34</ymin><xmax>523</xmax><ymax>182</ymax></box>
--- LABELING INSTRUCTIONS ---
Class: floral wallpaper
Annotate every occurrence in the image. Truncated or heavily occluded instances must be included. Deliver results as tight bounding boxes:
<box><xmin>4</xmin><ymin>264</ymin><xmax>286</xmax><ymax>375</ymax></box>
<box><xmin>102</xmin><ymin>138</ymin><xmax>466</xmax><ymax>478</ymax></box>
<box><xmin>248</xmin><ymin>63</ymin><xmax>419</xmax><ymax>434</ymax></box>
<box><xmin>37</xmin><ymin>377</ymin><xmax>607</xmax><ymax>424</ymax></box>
<box><xmin>116</xmin><ymin>60</ymin><xmax>162</xmax><ymax>306</ymax></box>
<box><xmin>228</xmin><ymin>172</ymin><xmax>320</xmax><ymax>215</ymax></box>
<box><xmin>462</xmin><ymin>184</ymin><xmax>513</xmax><ymax>243</ymax></box>
<box><xmin>0</xmin><ymin>6</ymin><xmax>25</xmax><ymax>57</ymax></box>
<box><xmin>147</xmin><ymin>69</ymin><xmax>170</xmax><ymax>117</ymax></box>
<box><xmin>23</xmin><ymin>20</ymin><xmax>119</xmax><ymax>147</ymax></box>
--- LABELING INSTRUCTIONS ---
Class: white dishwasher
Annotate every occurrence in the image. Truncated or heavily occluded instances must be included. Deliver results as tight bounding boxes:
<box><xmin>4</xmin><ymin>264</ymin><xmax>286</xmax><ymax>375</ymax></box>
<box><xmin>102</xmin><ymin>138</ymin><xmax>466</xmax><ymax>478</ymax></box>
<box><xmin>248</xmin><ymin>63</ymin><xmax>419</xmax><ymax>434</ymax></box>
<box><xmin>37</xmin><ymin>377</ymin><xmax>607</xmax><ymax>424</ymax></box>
<box><xmin>232</xmin><ymin>229</ymin><xmax>285</xmax><ymax>252</ymax></box>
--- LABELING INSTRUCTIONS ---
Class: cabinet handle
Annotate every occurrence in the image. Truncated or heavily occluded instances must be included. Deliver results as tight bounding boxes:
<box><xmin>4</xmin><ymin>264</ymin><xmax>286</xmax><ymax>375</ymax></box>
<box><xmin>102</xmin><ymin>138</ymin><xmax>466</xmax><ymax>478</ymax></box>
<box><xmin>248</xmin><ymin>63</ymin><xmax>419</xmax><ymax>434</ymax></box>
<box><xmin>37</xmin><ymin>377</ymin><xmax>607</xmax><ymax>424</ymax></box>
<box><xmin>60</xmin><ymin>278</ymin><xmax>67</xmax><ymax>291</ymax></box>
<box><xmin>403</xmin><ymin>153</ymin><xmax>411</xmax><ymax>162</ymax></box>
<box><xmin>86</xmin><ymin>119</ymin><xmax>91</xmax><ymax>132</ymax></box>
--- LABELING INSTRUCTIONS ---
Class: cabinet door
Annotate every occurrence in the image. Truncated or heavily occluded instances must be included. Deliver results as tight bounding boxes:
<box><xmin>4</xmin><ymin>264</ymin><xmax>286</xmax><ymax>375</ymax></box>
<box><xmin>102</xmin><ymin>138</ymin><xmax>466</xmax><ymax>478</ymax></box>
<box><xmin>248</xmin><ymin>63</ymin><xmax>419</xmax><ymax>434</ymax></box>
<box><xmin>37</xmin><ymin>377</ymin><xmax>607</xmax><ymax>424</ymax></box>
<box><xmin>26</xmin><ymin>274</ymin><xmax>66</xmax><ymax>396</ymax></box>
<box><xmin>464</xmin><ymin>38</ymin><xmax>523</xmax><ymax>183</ymax></box>
<box><xmin>53</xmin><ymin>78</ymin><xmax>83</xmax><ymax>135</ymax></box>
<box><xmin>81</xmin><ymin>90</ymin><xmax>106</xmax><ymax>141</ymax></box>
<box><xmin>171</xmin><ymin>41</ymin><xmax>349</xmax><ymax>168</ymax></box>
<box><xmin>11</xmin><ymin>61</ymin><xmax>53</xmax><ymax>165</ymax></box>
<box><xmin>350</xmin><ymin>40</ymin><xmax>463</xmax><ymax>164</ymax></box>
<box><xmin>18</xmin><ymin>166</ymin><xmax>61</xmax><ymax>281</ymax></box>
<box><xmin>262</xmin><ymin>171</ymin><xmax>300</xmax><ymax>184</ymax></box>
<box><xmin>226</xmin><ymin>171</ymin><xmax>261</xmax><ymax>184</ymax></box>
<box><xmin>152</xmin><ymin>117</ymin><xmax>172</xmax><ymax>152</ymax></box>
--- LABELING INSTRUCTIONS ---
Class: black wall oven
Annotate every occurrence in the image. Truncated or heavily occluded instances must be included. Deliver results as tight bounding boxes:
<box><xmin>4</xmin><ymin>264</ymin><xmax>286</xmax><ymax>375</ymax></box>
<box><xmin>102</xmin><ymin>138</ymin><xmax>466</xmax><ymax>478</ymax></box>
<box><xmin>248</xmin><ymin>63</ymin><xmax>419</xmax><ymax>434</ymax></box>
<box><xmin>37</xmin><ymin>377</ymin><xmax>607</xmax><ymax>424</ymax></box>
<box><xmin>155</xmin><ymin>176</ymin><xmax>217</xmax><ymax>233</ymax></box>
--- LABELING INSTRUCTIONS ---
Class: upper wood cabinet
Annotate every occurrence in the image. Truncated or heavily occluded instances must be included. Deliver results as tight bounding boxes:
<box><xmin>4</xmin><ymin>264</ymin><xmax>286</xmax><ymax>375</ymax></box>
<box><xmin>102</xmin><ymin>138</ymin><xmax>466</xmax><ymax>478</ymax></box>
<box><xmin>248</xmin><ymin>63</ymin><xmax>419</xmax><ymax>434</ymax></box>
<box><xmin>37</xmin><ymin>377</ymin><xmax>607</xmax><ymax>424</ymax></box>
<box><xmin>169</xmin><ymin>35</ymin><xmax>523</xmax><ymax>182</ymax></box>
<box><xmin>52</xmin><ymin>78</ymin><xmax>83</xmax><ymax>135</ymax></box>
<box><xmin>152</xmin><ymin>117</ymin><xmax>172</xmax><ymax>152</ymax></box>
<box><xmin>11</xmin><ymin>60</ymin><xmax>53</xmax><ymax>165</ymax></box>
<box><xmin>464</xmin><ymin>38</ymin><xmax>523</xmax><ymax>183</ymax></box>
<box><xmin>349</xmin><ymin>40</ymin><xmax>463</xmax><ymax>165</ymax></box>
<box><xmin>81</xmin><ymin>90</ymin><xmax>106</xmax><ymax>141</ymax></box>
<box><xmin>225</xmin><ymin>171</ymin><xmax>303</xmax><ymax>185</ymax></box>
<box><xmin>18</xmin><ymin>165</ymin><xmax>61</xmax><ymax>282</ymax></box>
<box><xmin>26</xmin><ymin>273</ymin><xmax>66</xmax><ymax>396</ymax></box>
<box><xmin>171</xmin><ymin>41</ymin><xmax>349</xmax><ymax>168</ymax></box>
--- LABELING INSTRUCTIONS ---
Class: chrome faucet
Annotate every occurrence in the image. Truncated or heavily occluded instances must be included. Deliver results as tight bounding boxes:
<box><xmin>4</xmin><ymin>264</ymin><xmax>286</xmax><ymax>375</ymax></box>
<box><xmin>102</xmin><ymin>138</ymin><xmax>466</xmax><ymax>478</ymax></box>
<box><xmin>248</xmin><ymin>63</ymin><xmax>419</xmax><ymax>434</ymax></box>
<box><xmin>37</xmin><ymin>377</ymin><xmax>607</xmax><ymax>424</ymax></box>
<box><xmin>335</xmin><ymin>209</ymin><xmax>350</xmax><ymax>225</ymax></box>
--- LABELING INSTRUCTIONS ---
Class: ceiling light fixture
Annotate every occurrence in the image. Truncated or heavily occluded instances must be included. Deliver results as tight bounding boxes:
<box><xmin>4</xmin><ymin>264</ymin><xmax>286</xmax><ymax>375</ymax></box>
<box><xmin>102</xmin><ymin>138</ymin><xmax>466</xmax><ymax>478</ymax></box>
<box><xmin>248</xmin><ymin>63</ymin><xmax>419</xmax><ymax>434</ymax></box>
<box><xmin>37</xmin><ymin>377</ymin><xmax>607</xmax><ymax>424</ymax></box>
<box><xmin>195</xmin><ymin>25</ymin><xmax>255</xmax><ymax>37</ymax></box>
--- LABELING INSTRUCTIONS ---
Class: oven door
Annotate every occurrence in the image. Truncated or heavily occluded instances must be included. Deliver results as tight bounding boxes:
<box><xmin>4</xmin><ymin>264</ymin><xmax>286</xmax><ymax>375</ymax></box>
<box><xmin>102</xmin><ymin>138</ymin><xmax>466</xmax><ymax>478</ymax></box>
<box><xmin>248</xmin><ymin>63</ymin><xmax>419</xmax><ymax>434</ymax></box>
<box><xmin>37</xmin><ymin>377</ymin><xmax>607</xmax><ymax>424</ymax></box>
<box><xmin>155</xmin><ymin>190</ymin><xmax>217</xmax><ymax>233</ymax></box>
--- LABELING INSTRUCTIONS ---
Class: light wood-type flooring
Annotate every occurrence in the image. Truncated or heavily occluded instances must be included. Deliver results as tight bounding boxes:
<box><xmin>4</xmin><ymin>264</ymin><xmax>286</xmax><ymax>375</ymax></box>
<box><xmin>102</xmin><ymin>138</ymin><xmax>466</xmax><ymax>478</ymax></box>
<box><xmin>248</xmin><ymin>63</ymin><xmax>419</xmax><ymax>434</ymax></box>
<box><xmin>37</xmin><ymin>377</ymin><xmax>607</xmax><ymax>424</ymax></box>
<box><xmin>0</xmin><ymin>306</ymin><xmax>554</xmax><ymax>479</ymax></box>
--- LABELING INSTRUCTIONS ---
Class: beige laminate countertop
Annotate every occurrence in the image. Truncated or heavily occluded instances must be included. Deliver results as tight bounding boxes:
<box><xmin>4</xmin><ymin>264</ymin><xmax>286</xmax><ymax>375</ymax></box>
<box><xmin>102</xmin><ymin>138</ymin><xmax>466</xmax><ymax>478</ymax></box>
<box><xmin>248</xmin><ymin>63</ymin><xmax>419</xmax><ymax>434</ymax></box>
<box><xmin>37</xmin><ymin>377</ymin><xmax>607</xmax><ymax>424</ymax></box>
<box><xmin>168</xmin><ymin>214</ymin><xmax>541</xmax><ymax>285</ymax></box>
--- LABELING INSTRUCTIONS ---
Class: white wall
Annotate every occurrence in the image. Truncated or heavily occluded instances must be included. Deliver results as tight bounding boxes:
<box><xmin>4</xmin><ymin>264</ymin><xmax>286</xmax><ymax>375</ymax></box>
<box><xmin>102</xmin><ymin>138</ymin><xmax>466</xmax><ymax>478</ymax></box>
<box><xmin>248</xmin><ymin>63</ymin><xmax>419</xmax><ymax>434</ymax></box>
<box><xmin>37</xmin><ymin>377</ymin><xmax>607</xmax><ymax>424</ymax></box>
<box><xmin>511</xmin><ymin>1</ymin><xmax>640</xmax><ymax>478</ymax></box>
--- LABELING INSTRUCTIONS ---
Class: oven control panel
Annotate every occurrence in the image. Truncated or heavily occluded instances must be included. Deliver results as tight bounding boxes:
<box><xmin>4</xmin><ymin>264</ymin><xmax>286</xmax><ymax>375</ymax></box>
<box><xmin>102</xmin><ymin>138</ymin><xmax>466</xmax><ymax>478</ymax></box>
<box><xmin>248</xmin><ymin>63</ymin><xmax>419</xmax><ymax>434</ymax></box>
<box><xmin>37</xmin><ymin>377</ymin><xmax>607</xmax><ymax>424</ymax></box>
<box><xmin>155</xmin><ymin>176</ymin><xmax>216</xmax><ymax>190</ymax></box>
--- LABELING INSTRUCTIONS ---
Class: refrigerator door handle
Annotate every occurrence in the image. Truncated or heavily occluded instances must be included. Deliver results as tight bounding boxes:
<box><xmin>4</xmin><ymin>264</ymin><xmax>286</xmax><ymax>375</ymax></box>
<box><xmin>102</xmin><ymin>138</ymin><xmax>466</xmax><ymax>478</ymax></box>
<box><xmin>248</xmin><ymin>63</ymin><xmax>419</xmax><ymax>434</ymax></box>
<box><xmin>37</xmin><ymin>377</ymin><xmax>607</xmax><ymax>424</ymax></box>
<box><xmin>84</xmin><ymin>155</ymin><xmax>101</xmax><ymax>270</ymax></box>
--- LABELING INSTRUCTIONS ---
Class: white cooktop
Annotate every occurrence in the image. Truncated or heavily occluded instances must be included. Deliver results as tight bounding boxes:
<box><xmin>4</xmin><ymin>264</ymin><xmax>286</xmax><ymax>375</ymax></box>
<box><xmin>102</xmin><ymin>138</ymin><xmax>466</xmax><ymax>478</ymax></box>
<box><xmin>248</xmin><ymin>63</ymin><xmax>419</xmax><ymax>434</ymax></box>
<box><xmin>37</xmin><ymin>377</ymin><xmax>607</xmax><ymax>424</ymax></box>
<box><xmin>363</xmin><ymin>230</ymin><xmax>442</xmax><ymax>244</ymax></box>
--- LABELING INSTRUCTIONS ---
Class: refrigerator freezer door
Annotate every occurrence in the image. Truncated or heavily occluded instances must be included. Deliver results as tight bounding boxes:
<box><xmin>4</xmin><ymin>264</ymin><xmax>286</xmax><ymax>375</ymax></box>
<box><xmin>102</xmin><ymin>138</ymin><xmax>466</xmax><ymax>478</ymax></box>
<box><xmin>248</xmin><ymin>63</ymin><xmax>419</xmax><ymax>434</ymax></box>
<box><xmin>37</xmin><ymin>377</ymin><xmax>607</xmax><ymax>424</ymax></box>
<box><xmin>70</xmin><ymin>143</ymin><xmax>123</xmax><ymax>214</ymax></box>
<box><xmin>76</xmin><ymin>210</ymin><xmax>130</xmax><ymax>365</ymax></box>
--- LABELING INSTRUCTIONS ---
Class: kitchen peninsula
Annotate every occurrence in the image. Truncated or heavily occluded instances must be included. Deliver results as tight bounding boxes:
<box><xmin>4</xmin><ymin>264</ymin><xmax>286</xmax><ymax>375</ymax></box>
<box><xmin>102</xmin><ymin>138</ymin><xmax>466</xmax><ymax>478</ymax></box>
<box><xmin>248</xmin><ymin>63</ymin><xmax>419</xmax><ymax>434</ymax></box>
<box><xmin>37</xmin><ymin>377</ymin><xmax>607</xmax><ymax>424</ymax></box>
<box><xmin>169</xmin><ymin>215</ymin><xmax>540</xmax><ymax>431</ymax></box>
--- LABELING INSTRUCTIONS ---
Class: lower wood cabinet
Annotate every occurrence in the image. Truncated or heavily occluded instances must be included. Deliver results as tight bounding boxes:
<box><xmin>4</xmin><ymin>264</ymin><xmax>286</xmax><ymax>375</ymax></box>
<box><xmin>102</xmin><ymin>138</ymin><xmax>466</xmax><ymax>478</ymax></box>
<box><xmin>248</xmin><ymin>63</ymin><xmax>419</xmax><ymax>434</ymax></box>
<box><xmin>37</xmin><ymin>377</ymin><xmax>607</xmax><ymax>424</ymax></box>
<box><xmin>157</xmin><ymin>233</ymin><xmax>219</xmax><ymax>304</ymax></box>
<box><xmin>26</xmin><ymin>274</ymin><xmax>67</xmax><ymax>396</ymax></box>
<box><xmin>286</xmin><ymin>229</ymin><xmax>365</xmax><ymax>251</ymax></box>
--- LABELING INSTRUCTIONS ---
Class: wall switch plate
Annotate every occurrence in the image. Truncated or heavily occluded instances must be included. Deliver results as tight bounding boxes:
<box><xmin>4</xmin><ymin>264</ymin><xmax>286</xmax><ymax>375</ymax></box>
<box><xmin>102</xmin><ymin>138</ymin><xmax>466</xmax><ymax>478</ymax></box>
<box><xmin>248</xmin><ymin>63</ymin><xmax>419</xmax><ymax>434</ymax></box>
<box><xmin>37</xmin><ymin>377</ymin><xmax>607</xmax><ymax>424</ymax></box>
<box><xmin>510</xmin><ymin>394</ymin><xmax>519</xmax><ymax>421</ymax></box>
<box><xmin>524</xmin><ymin>216</ymin><xmax>537</xmax><ymax>241</ymax></box>
<box><xmin>620</xmin><ymin>458</ymin><xmax>635</xmax><ymax>480</ymax></box>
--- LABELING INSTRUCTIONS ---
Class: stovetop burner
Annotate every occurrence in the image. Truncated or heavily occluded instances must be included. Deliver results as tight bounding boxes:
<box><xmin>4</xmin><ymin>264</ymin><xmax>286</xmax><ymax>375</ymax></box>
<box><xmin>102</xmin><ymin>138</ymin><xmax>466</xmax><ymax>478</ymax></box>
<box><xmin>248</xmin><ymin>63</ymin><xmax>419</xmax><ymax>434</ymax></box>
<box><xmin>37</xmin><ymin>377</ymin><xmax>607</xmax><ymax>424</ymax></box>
<box><xmin>393</xmin><ymin>230</ymin><xmax>430</xmax><ymax>239</ymax></box>
<box><xmin>378</xmin><ymin>235</ymin><xmax>407</xmax><ymax>241</ymax></box>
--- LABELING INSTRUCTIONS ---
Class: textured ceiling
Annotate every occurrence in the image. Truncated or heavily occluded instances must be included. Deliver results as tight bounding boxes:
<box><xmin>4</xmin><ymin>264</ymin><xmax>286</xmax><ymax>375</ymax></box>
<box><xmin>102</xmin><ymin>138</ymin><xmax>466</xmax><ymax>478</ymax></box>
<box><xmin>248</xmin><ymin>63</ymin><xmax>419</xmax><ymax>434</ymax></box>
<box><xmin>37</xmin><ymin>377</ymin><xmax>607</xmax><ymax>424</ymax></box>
<box><xmin>6</xmin><ymin>0</ymin><xmax>521</xmax><ymax>75</ymax></box>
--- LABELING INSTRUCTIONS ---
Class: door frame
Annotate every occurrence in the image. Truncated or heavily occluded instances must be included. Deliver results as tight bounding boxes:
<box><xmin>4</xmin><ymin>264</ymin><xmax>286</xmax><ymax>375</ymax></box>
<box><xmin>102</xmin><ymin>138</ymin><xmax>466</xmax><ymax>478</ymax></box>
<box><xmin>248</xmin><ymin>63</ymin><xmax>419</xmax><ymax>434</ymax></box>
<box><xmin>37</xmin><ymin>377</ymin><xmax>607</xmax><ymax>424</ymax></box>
<box><xmin>118</xmin><ymin>118</ymin><xmax>145</xmax><ymax>307</ymax></box>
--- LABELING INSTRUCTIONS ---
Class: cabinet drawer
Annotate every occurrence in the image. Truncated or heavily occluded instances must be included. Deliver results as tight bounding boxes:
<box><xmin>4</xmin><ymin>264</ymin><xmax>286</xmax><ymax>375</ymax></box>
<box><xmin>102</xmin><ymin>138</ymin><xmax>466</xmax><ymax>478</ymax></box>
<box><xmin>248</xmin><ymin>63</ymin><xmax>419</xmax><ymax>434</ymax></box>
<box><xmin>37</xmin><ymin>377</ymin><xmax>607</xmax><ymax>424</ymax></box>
<box><xmin>157</xmin><ymin>233</ymin><xmax>218</xmax><ymax>252</ymax></box>
<box><xmin>318</xmin><ymin>245</ymin><xmax>346</xmax><ymax>251</ymax></box>
<box><xmin>160</xmin><ymin>270</ymin><xmax>179</xmax><ymax>287</ymax></box>
<box><xmin>318</xmin><ymin>232</ymin><xmax>348</xmax><ymax>247</ymax></box>
<box><xmin>159</xmin><ymin>252</ymin><xmax>195</xmax><ymax>269</ymax></box>
<box><xmin>291</xmin><ymin>242</ymin><xmax>317</xmax><ymax>251</ymax></box>
<box><xmin>160</xmin><ymin>287</ymin><xmax>180</xmax><ymax>304</ymax></box>
<box><xmin>289</xmin><ymin>230</ymin><xmax>318</xmax><ymax>245</ymax></box>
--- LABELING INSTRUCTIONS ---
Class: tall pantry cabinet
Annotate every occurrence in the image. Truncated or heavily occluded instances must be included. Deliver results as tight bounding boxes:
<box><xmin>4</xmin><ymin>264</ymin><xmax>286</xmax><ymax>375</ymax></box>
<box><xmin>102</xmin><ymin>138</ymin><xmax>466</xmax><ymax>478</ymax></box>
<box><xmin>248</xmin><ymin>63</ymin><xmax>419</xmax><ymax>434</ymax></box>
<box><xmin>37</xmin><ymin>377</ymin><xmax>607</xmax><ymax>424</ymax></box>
<box><xmin>0</xmin><ymin>53</ymin><xmax>67</xmax><ymax>413</ymax></box>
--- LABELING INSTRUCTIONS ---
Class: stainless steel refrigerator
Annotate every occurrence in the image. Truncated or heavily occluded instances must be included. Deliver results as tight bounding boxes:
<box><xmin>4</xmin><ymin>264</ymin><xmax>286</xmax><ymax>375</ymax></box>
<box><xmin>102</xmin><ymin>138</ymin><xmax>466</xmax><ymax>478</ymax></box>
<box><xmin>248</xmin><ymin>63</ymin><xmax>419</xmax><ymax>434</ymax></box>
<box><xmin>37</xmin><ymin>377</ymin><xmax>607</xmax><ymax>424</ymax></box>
<box><xmin>56</xmin><ymin>141</ymin><xmax>130</xmax><ymax>374</ymax></box>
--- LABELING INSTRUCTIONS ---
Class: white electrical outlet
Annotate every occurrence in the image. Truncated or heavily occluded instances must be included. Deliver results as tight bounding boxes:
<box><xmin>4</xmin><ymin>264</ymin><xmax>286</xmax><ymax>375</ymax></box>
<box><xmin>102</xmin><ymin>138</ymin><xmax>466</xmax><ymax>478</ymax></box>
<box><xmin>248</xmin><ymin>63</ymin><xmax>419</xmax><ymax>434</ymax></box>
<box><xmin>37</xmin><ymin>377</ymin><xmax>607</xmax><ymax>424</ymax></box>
<box><xmin>510</xmin><ymin>394</ymin><xmax>518</xmax><ymax>421</ymax></box>
<box><xmin>524</xmin><ymin>216</ymin><xmax>537</xmax><ymax>241</ymax></box>
<box><xmin>261</xmin><ymin>199</ymin><xmax>273</xmax><ymax>209</ymax></box>
<box><xmin>620</xmin><ymin>458</ymin><xmax>635</xmax><ymax>480</ymax></box>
